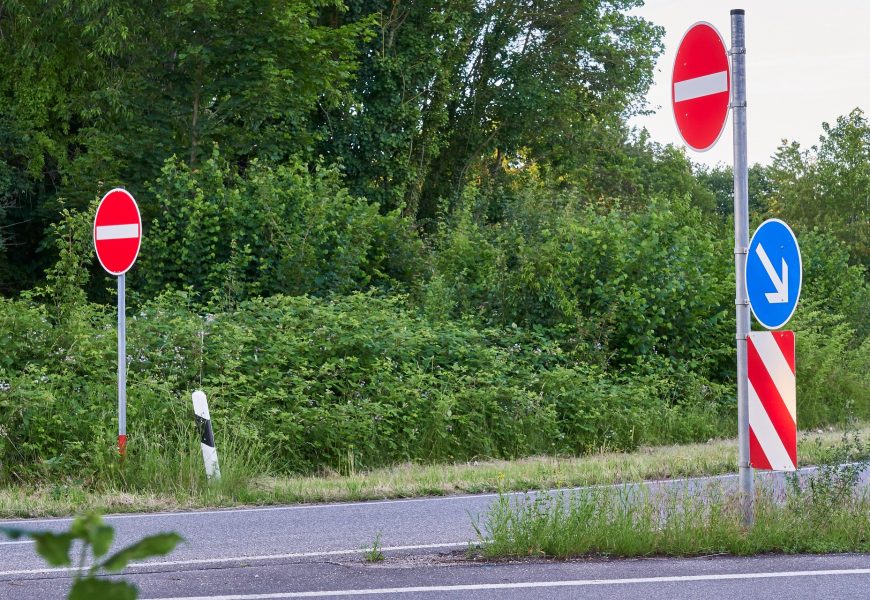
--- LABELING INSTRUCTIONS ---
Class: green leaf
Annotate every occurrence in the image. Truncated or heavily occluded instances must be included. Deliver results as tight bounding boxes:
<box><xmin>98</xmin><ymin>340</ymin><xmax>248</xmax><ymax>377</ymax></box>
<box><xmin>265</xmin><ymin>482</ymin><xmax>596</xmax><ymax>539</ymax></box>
<box><xmin>101</xmin><ymin>533</ymin><xmax>183</xmax><ymax>572</ymax></box>
<box><xmin>69</xmin><ymin>578</ymin><xmax>138</xmax><ymax>600</ymax></box>
<box><xmin>0</xmin><ymin>527</ymin><xmax>28</xmax><ymax>541</ymax></box>
<box><xmin>69</xmin><ymin>513</ymin><xmax>115</xmax><ymax>558</ymax></box>
<box><xmin>30</xmin><ymin>532</ymin><xmax>75</xmax><ymax>567</ymax></box>
<box><xmin>91</xmin><ymin>524</ymin><xmax>116</xmax><ymax>559</ymax></box>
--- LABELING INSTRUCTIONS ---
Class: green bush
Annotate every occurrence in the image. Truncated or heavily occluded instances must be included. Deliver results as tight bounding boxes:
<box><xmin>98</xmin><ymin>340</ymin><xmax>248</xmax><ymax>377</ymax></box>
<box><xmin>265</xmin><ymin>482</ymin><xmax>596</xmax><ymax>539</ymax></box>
<box><xmin>431</xmin><ymin>191</ymin><xmax>734</xmax><ymax>379</ymax></box>
<box><xmin>139</xmin><ymin>149</ymin><xmax>424</xmax><ymax>303</ymax></box>
<box><xmin>798</xmin><ymin>230</ymin><xmax>869</xmax><ymax>339</ymax></box>
<box><xmin>0</xmin><ymin>290</ymin><xmax>735</xmax><ymax>483</ymax></box>
<box><xmin>790</xmin><ymin>304</ymin><xmax>870</xmax><ymax>428</ymax></box>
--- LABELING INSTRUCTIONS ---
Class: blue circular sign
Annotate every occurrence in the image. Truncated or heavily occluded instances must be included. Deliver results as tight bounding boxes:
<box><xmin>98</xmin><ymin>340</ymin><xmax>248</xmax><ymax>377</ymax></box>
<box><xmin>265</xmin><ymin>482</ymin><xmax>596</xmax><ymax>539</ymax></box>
<box><xmin>745</xmin><ymin>219</ymin><xmax>802</xmax><ymax>330</ymax></box>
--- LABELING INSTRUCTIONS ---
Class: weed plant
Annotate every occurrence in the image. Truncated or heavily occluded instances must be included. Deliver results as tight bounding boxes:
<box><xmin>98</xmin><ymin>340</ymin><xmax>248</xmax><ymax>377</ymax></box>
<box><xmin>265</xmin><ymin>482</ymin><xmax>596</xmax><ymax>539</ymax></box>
<box><xmin>364</xmin><ymin>532</ymin><xmax>385</xmax><ymax>563</ymax></box>
<box><xmin>2</xmin><ymin>513</ymin><xmax>181</xmax><ymax>599</ymax></box>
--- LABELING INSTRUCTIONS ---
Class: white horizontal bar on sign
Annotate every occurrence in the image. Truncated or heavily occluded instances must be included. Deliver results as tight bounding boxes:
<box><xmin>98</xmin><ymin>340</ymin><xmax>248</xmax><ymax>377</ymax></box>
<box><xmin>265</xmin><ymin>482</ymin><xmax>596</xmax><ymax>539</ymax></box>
<box><xmin>674</xmin><ymin>71</ymin><xmax>728</xmax><ymax>102</ymax></box>
<box><xmin>96</xmin><ymin>224</ymin><xmax>139</xmax><ymax>240</ymax></box>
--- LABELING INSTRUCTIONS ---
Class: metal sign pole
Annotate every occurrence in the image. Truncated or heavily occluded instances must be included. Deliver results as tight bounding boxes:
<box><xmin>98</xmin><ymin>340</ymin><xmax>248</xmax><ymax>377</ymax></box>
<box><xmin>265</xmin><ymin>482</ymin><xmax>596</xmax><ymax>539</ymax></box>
<box><xmin>118</xmin><ymin>272</ymin><xmax>127</xmax><ymax>456</ymax></box>
<box><xmin>730</xmin><ymin>8</ymin><xmax>753</xmax><ymax>526</ymax></box>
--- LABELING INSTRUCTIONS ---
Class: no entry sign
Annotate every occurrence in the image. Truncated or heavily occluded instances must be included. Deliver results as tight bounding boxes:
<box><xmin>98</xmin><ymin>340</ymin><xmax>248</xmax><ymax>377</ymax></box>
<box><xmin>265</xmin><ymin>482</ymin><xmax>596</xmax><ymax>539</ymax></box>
<box><xmin>94</xmin><ymin>187</ymin><xmax>141</xmax><ymax>457</ymax></box>
<box><xmin>672</xmin><ymin>22</ymin><xmax>731</xmax><ymax>151</ymax></box>
<box><xmin>94</xmin><ymin>188</ymin><xmax>142</xmax><ymax>275</ymax></box>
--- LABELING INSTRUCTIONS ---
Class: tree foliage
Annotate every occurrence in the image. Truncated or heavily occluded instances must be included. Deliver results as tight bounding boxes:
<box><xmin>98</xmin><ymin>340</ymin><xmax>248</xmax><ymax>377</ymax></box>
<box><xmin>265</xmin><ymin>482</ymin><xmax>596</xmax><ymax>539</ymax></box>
<box><xmin>0</xmin><ymin>0</ymin><xmax>369</xmax><ymax>284</ymax></box>
<box><xmin>767</xmin><ymin>108</ymin><xmax>870</xmax><ymax>268</ymax></box>
<box><xmin>321</xmin><ymin>0</ymin><xmax>663</xmax><ymax>222</ymax></box>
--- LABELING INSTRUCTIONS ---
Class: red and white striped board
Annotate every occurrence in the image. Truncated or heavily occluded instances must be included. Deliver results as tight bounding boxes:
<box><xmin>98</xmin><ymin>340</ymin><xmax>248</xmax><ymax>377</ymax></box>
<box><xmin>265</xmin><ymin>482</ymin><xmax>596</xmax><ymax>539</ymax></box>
<box><xmin>748</xmin><ymin>331</ymin><xmax>796</xmax><ymax>471</ymax></box>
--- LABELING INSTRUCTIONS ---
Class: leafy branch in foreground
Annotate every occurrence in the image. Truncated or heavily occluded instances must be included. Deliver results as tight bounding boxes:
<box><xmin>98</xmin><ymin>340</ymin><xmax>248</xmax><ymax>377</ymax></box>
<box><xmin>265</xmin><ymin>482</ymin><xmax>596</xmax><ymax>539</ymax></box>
<box><xmin>2</xmin><ymin>513</ymin><xmax>182</xmax><ymax>600</ymax></box>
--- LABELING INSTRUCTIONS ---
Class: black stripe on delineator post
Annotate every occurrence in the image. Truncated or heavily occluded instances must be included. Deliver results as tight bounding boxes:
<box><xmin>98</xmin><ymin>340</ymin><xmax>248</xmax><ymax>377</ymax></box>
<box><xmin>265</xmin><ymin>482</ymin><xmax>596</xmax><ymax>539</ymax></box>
<box><xmin>195</xmin><ymin>414</ymin><xmax>215</xmax><ymax>448</ymax></box>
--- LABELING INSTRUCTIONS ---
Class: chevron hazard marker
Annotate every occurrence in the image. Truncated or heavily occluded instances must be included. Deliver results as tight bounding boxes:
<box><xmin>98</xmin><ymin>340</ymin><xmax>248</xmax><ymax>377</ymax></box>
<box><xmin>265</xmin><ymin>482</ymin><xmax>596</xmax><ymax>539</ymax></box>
<box><xmin>748</xmin><ymin>331</ymin><xmax>796</xmax><ymax>471</ymax></box>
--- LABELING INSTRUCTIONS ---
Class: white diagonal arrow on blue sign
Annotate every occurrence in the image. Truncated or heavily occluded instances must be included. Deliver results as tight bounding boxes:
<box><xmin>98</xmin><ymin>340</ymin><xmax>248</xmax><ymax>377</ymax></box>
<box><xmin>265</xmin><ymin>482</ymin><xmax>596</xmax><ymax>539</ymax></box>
<box><xmin>755</xmin><ymin>244</ymin><xmax>788</xmax><ymax>304</ymax></box>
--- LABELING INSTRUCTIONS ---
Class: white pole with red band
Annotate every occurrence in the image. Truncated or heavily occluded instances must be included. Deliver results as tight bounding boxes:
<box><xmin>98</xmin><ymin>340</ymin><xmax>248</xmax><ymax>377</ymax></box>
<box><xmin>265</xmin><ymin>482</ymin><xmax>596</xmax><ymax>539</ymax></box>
<box><xmin>118</xmin><ymin>272</ymin><xmax>126</xmax><ymax>454</ymax></box>
<box><xmin>94</xmin><ymin>188</ymin><xmax>142</xmax><ymax>456</ymax></box>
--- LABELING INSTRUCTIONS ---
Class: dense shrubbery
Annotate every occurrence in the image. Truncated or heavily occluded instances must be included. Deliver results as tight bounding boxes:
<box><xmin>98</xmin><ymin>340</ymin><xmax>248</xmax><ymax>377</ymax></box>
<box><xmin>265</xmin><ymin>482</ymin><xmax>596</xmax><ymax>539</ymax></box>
<box><xmin>0</xmin><ymin>181</ymin><xmax>867</xmax><ymax>483</ymax></box>
<box><xmin>430</xmin><ymin>189</ymin><xmax>734</xmax><ymax>377</ymax></box>
<box><xmin>139</xmin><ymin>151</ymin><xmax>424</xmax><ymax>301</ymax></box>
<box><xmin>0</xmin><ymin>291</ymin><xmax>734</xmax><ymax>481</ymax></box>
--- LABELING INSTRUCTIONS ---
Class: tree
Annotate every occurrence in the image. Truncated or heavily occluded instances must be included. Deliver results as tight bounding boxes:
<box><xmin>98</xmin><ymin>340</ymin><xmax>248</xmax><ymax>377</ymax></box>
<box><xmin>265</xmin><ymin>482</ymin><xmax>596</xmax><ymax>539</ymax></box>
<box><xmin>321</xmin><ymin>0</ymin><xmax>663</xmax><ymax>224</ymax></box>
<box><xmin>0</xmin><ymin>0</ymin><xmax>369</xmax><ymax>292</ymax></box>
<box><xmin>695</xmin><ymin>162</ymin><xmax>772</xmax><ymax>217</ymax></box>
<box><xmin>768</xmin><ymin>109</ymin><xmax>870</xmax><ymax>268</ymax></box>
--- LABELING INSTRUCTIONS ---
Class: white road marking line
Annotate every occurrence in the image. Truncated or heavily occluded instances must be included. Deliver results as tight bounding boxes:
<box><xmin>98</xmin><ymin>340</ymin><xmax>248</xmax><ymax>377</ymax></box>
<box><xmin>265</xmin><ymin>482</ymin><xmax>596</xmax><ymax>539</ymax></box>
<box><xmin>674</xmin><ymin>70</ymin><xmax>728</xmax><ymax>102</ymax></box>
<box><xmin>0</xmin><ymin>472</ymin><xmax>742</xmax><ymax>526</ymax></box>
<box><xmin>0</xmin><ymin>540</ymin><xmax>34</xmax><ymax>546</ymax></box>
<box><xmin>96</xmin><ymin>223</ymin><xmax>139</xmax><ymax>240</ymax></box>
<box><xmin>0</xmin><ymin>494</ymin><xmax>501</xmax><ymax>525</ymax></box>
<box><xmin>141</xmin><ymin>568</ymin><xmax>870</xmax><ymax>599</ymax></box>
<box><xmin>0</xmin><ymin>542</ymin><xmax>468</xmax><ymax>578</ymax></box>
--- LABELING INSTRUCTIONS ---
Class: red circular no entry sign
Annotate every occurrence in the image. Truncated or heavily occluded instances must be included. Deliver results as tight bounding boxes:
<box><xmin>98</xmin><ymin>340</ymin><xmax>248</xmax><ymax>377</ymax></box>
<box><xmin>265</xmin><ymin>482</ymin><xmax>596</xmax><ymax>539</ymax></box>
<box><xmin>672</xmin><ymin>22</ymin><xmax>731</xmax><ymax>152</ymax></box>
<box><xmin>94</xmin><ymin>188</ymin><xmax>142</xmax><ymax>275</ymax></box>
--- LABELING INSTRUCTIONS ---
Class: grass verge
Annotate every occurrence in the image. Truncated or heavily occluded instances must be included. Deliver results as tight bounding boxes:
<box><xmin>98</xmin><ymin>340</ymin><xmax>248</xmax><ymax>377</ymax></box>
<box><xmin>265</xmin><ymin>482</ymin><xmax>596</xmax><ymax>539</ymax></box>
<box><xmin>474</xmin><ymin>460</ymin><xmax>870</xmax><ymax>558</ymax></box>
<box><xmin>1</xmin><ymin>426</ymin><xmax>868</xmax><ymax>519</ymax></box>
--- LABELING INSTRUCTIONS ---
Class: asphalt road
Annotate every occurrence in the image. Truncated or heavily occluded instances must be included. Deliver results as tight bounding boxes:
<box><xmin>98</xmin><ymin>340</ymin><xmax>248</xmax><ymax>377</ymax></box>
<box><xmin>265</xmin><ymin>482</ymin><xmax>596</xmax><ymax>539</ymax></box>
<box><xmin>2</xmin><ymin>467</ymin><xmax>869</xmax><ymax>599</ymax></box>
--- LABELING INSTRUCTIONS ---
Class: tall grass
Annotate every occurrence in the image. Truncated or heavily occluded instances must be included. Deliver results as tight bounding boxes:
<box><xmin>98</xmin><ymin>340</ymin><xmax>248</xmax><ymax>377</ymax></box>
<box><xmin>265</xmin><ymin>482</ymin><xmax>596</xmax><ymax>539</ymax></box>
<box><xmin>2</xmin><ymin>427</ymin><xmax>868</xmax><ymax>518</ymax></box>
<box><xmin>475</xmin><ymin>460</ymin><xmax>870</xmax><ymax>558</ymax></box>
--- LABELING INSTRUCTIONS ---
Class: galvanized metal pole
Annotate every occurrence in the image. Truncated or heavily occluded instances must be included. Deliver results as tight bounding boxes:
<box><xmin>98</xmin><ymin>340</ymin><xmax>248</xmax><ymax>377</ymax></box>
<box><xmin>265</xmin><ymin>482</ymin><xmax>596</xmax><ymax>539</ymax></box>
<box><xmin>731</xmin><ymin>8</ymin><xmax>753</xmax><ymax>526</ymax></box>
<box><xmin>118</xmin><ymin>273</ymin><xmax>127</xmax><ymax>456</ymax></box>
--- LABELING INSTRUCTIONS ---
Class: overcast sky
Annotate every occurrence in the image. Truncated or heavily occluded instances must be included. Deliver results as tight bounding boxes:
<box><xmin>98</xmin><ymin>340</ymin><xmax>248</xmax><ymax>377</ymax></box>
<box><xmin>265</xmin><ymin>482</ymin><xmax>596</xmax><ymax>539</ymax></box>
<box><xmin>628</xmin><ymin>1</ymin><xmax>870</xmax><ymax>167</ymax></box>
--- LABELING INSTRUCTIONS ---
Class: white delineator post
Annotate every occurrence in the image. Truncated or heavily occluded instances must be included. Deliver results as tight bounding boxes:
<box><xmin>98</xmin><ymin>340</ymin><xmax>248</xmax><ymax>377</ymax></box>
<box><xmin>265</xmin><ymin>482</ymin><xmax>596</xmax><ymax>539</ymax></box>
<box><xmin>730</xmin><ymin>8</ymin><xmax>753</xmax><ymax>526</ymax></box>
<box><xmin>192</xmin><ymin>391</ymin><xmax>221</xmax><ymax>481</ymax></box>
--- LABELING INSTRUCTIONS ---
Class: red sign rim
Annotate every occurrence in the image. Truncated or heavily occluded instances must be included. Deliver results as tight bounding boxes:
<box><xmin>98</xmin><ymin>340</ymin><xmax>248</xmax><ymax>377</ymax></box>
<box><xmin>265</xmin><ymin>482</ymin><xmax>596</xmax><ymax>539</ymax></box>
<box><xmin>671</xmin><ymin>21</ymin><xmax>731</xmax><ymax>153</ymax></box>
<box><xmin>93</xmin><ymin>188</ymin><xmax>142</xmax><ymax>276</ymax></box>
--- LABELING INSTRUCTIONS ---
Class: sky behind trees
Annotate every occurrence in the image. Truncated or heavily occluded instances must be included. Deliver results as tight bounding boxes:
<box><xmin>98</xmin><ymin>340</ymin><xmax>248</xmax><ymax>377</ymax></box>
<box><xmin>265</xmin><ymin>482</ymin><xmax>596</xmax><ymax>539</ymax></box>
<box><xmin>630</xmin><ymin>0</ymin><xmax>870</xmax><ymax>166</ymax></box>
